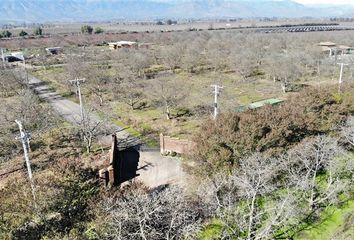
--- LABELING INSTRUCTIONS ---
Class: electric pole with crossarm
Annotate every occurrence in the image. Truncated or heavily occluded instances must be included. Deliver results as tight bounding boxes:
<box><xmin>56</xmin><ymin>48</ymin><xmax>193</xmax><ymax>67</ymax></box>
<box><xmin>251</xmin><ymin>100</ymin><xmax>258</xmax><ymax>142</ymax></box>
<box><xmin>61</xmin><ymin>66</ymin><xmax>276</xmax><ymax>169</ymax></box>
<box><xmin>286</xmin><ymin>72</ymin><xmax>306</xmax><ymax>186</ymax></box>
<box><xmin>69</xmin><ymin>78</ymin><xmax>86</xmax><ymax>121</ymax></box>
<box><xmin>211</xmin><ymin>84</ymin><xmax>223</xmax><ymax>120</ymax></box>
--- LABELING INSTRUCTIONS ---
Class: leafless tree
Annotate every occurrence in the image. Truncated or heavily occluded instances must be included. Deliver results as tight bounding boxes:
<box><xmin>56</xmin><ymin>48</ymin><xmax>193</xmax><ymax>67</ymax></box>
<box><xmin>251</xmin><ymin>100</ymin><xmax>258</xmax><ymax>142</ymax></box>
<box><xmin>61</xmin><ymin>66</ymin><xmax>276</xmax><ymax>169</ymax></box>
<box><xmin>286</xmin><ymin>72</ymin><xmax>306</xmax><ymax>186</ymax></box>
<box><xmin>149</xmin><ymin>76</ymin><xmax>188</xmax><ymax>120</ymax></box>
<box><xmin>199</xmin><ymin>153</ymin><xmax>298</xmax><ymax>240</ymax></box>
<box><xmin>341</xmin><ymin>116</ymin><xmax>354</xmax><ymax>147</ymax></box>
<box><xmin>160</xmin><ymin>43</ymin><xmax>185</xmax><ymax>71</ymax></box>
<box><xmin>0</xmin><ymin>69</ymin><xmax>26</xmax><ymax>97</ymax></box>
<box><xmin>76</xmin><ymin>107</ymin><xmax>106</xmax><ymax>153</ymax></box>
<box><xmin>113</xmin><ymin>65</ymin><xmax>147</xmax><ymax>110</ymax></box>
<box><xmin>100</xmin><ymin>186</ymin><xmax>202</xmax><ymax>240</ymax></box>
<box><xmin>264</xmin><ymin>51</ymin><xmax>302</xmax><ymax>93</ymax></box>
<box><xmin>181</xmin><ymin>38</ymin><xmax>206</xmax><ymax>73</ymax></box>
<box><xmin>285</xmin><ymin>136</ymin><xmax>346</xmax><ymax>211</ymax></box>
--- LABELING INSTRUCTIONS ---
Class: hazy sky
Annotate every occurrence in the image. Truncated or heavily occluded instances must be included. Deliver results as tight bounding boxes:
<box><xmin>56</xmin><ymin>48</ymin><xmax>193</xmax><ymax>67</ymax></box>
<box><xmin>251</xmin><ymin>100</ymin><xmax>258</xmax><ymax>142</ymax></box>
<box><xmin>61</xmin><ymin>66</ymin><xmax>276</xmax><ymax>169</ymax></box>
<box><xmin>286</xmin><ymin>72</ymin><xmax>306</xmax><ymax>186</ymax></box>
<box><xmin>293</xmin><ymin>0</ymin><xmax>354</xmax><ymax>4</ymax></box>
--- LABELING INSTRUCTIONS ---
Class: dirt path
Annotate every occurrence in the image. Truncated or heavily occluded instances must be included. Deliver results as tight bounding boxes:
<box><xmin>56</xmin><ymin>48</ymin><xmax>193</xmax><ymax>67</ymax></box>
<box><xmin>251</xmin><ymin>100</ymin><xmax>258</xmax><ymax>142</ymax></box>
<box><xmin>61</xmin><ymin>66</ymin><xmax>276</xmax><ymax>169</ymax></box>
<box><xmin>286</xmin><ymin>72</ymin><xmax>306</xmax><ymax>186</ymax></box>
<box><xmin>26</xmin><ymin>72</ymin><xmax>185</xmax><ymax>188</ymax></box>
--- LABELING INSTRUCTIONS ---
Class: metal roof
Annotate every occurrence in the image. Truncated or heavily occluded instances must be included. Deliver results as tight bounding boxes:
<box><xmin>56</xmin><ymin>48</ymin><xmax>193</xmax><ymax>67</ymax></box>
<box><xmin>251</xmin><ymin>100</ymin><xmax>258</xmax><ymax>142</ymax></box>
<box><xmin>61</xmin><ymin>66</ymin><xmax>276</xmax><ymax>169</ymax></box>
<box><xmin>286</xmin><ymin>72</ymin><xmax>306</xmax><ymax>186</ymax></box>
<box><xmin>235</xmin><ymin>98</ymin><xmax>284</xmax><ymax>112</ymax></box>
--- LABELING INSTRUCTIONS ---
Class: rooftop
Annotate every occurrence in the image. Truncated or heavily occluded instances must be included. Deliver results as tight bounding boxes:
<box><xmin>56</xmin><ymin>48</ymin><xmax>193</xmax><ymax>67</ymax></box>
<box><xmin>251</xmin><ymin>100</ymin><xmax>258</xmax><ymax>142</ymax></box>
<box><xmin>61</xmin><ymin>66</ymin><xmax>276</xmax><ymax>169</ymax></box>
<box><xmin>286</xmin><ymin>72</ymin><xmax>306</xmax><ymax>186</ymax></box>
<box><xmin>235</xmin><ymin>98</ymin><xmax>284</xmax><ymax>112</ymax></box>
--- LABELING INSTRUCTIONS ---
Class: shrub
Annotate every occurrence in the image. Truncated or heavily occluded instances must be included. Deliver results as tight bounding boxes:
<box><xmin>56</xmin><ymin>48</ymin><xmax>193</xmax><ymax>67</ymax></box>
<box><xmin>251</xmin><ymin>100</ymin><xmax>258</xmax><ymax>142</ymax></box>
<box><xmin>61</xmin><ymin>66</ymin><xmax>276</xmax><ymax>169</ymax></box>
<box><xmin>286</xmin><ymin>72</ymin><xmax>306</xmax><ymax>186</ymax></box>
<box><xmin>33</xmin><ymin>27</ymin><xmax>43</xmax><ymax>36</ymax></box>
<box><xmin>1</xmin><ymin>30</ymin><xmax>12</xmax><ymax>38</ymax></box>
<box><xmin>94</xmin><ymin>27</ymin><xmax>104</xmax><ymax>34</ymax></box>
<box><xmin>19</xmin><ymin>30</ymin><xmax>28</xmax><ymax>37</ymax></box>
<box><xmin>81</xmin><ymin>25</ymin><xmax>93</xmax><ymax>34</ymax></box>
<box><xmin>191</xmin><ymin>84</ymin><xmax>354</xmax><ymax>176</ymax></box>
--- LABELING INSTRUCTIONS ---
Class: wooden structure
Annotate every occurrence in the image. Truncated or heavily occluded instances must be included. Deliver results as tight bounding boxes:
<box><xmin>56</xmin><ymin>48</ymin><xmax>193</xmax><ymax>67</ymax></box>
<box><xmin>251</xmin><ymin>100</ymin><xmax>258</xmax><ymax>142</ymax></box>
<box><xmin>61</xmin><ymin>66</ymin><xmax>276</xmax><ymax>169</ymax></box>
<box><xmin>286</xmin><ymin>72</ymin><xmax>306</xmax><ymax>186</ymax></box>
<box><xmin>99</xmin><ymin>134</ymin><xmax>139</xmax><ymax>187</ymax></box>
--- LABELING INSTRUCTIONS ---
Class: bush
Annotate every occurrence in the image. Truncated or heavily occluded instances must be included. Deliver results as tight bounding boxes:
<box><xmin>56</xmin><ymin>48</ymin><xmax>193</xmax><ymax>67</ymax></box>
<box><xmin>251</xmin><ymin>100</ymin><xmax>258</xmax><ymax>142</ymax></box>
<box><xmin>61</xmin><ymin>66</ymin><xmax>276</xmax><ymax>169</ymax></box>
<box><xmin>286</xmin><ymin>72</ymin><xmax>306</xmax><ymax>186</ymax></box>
<box><xmin>33</xmin><ymin>27</ymin><xmax>43</xmax><ymax>36</ymax></box>
<box><xmin>19</xmin><ymin>30</ymin><xmax>28</xmax><ymax>37</ymax></box>
<box><xmin>81</xmin><ymin>25</ymin><xmax>93</xmax><ymax>34</ymax></box>
<box><xmin>94</xmin><ymin>27</ymin><xmax>104</xmax><ymax>34</ymax></box>
<box><xmin>191</xmin><ymin>84</ymin><xmax>354</xmax><ymax>176</ymax></box>
<box><xmin>1</xmin><ymin>30</ymin><xmax>12</xmax><ymax>38</ymax></box>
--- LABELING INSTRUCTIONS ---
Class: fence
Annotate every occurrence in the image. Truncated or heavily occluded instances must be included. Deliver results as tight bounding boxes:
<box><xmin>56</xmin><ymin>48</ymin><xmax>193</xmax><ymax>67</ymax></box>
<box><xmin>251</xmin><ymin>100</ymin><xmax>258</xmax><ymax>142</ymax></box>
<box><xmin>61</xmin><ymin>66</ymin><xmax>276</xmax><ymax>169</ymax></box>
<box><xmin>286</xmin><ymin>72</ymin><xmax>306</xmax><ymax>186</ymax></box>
<box><xmin>160</xmin><ymin>133</ymin><xmax>196</xmax><ymax>155</ymax></box>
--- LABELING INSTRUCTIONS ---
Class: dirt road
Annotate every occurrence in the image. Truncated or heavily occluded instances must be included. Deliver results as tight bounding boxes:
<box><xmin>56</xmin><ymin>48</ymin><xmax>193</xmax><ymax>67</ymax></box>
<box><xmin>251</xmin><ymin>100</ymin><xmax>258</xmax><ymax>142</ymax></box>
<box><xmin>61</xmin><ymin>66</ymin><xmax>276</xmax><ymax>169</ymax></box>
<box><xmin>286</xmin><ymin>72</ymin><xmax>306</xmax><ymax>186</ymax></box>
<box><xmin>26</xmin><ymin>72</ymin><xmax>185</xmax><ymax>188</ymax></box>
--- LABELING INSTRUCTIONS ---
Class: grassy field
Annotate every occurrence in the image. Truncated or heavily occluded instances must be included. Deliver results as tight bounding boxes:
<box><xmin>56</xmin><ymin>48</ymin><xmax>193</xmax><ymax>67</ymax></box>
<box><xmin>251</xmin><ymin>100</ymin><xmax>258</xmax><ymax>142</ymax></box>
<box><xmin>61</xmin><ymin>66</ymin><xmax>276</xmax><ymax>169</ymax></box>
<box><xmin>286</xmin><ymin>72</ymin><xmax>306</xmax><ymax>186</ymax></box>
<box><xmin>296</xmin><ymin>200</ymin><xmax>354</xmax><ymax>240</ymax></box>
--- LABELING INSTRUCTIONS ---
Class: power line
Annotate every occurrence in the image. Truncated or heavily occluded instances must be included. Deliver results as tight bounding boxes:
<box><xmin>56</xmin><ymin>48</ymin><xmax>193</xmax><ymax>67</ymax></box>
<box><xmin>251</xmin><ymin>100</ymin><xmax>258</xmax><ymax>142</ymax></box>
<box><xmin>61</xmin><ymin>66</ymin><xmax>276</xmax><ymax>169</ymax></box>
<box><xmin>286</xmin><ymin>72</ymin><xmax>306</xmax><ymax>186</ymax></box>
<box><xmin>69</xmin><ymin>78</ymin><xmax>86</xmax><ymax>121</ymax></box>
<box><xmin>211</xmin><ymin>84</ymin><xmax>223</xmax><ymax>120</ymax></box>
<box><xmin>15</xmin><ymin>120</ymin><xmax>37</xmax><ymax>209</ymax></box>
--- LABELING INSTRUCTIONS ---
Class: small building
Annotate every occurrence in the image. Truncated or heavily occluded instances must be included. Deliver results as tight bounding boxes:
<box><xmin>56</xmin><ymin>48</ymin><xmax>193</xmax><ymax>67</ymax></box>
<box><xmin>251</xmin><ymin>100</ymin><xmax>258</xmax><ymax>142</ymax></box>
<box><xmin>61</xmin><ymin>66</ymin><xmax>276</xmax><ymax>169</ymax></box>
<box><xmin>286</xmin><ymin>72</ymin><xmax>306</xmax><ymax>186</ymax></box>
<box><xmin>319</xmin><ymin>41</ymin><xmax>336</xmax><ymax>47</ymax></box>
<box><xmin>3</xmin><ymin>52</ymin><xmax>25</xmax><ymax>62</ymax></box>
<box><xmin>337</xmin><ymin>45</ymin><xmax>352</xmax><ymax>55</ymax></box>
<box><xmin>318</xmin><ymin>42</ymin><xmax>354</xmax><ymax>56</ymax></box>
<box><xmin>108</xmin><ymin>41</ymin><xmax>138</xmax><ymax>50</ymax></box>
<box><xmin>319</xmin><ymin>42</ymin><xmax>337</xmax><ymax>56</ymax></box>
<box><xmin>46</xmin><ymin>47</ymin><xmax>62</xmax><ymax>55</ymax></box>
<box><xmin>235</xmin><ymin>98</ymin><xmax>284</xmax><ymax>112</ymax></box>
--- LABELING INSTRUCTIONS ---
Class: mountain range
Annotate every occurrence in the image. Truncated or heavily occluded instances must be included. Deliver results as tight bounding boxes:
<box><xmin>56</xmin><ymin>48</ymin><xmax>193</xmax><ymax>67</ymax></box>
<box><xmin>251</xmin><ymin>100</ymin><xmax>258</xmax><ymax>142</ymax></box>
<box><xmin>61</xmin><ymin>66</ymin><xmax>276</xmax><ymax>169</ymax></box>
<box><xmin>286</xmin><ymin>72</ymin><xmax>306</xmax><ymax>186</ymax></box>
<box><xmin>1</xmin><ymin>0</ymin><xmax>354</xmax><ymax>23</ymax></box>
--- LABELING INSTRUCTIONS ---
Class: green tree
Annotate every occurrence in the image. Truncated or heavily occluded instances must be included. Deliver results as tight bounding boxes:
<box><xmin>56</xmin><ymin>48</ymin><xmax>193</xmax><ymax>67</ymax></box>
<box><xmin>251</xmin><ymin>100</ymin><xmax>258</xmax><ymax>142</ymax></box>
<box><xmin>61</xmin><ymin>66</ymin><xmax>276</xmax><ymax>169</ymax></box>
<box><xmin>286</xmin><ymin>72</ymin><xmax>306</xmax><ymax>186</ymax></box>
<box><xmin>94</xmin><ymin>27</ymin><xmax>104</xmax><ymax>34</ymax></box>
<box><xmin>19</xmin><ymin>30</ymin><xmax>28</xmax><ymax>37</ymax></box>
<box><xmin>166</xmin><ymin>19</ymin><xmax>176</xmax><ymax>25</ymax></box>
<box><xmin>1</xmin><ymin>30</ymin><xmax>12</xmax><ymax>38</ymax></box>
<box><xmin>156</xmin><ymin>20</ymin><xmax>164</xmax><ymax>25</ymax></box>
<box><xmin>81</xmin><ymin>25</ymin><xmax>93</xmax><ymax>34</ymax></box>
<box><xmin>33</xmin><ymin>27</ymin><xmax>43</xmax><ymax>36</ymax></box>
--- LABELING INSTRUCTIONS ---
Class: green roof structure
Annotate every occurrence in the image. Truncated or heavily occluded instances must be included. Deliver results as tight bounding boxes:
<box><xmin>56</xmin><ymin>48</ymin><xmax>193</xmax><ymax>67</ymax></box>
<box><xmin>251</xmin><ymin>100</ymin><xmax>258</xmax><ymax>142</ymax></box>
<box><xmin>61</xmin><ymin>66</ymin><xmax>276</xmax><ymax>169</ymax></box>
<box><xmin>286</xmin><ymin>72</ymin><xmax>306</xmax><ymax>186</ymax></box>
<box><xmin>235</xmin><ymin>98</ymin><xmax>284</xmax><ymax>112</ymax></box>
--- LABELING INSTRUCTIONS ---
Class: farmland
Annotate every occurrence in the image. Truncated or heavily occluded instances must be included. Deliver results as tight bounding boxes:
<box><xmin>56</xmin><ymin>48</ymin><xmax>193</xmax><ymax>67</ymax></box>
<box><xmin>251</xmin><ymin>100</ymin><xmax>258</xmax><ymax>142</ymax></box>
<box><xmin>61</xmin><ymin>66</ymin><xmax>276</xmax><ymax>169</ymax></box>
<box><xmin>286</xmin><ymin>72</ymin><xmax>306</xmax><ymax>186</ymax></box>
<box><xmin>1</xmin><ymin>17</ymin><xmax>354</xmax><ymax>240</ymax></box>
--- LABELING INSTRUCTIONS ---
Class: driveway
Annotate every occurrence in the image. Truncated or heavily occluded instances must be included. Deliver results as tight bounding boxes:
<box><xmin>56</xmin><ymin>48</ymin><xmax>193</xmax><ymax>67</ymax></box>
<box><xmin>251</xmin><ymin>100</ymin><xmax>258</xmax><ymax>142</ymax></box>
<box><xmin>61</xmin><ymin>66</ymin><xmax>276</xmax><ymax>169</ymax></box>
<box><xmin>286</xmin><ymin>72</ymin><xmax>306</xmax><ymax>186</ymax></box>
<box><xmin>26</xmin><ymin>72</ymin><xmax>185</xmax><ymax>188</ymax></box>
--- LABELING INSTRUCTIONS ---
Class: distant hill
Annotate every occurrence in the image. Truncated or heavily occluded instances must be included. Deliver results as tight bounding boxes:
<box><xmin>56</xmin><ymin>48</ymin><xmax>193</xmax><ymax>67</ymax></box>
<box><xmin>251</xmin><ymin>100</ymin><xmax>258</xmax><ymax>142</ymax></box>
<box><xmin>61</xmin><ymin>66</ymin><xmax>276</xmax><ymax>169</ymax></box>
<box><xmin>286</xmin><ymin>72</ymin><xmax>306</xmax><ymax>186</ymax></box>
<box><xmin>0</xmin><ymin>0</ymin><xmax>354</xmax><ymax>23</ymax></box>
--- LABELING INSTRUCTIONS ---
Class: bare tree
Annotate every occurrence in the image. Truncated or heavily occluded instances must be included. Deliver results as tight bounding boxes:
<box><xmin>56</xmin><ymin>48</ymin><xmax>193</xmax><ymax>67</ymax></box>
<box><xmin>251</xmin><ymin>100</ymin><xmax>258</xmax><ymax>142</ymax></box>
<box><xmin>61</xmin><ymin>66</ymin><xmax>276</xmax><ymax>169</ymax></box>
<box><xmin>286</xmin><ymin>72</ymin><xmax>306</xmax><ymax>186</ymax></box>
<box><xmin>199</xmin><ymin>153</ymin><xmax>297</xmax><ymax>240</ymax></box>
<box><xmin>285</xmin><ymin>136</ymin><xmax>346</xmax><ymax>211</ymax></box>
<box><xmin>149</xmin><ymin>76</ymin><xmax>188</xmax><ymax>120</ymax></box>
<box><xmin>0</xmin><ymin>69</ymin><xmax>25</xmax><ymax>97</ymax></box>
<box><xmin>76</xmin><ymin>107</ymin><xmax>106</xmax><ymax>153</ymax></box>
<box><xmin>113</xmin><ymin>65</ymin><xmax>147</xmax><ymax>110</ymax></box>
<box><xmin>341</xmin><ymin>116</ymin><xmax>354</xmax><ymax>147</ymax></box>
<box><xmin>264</xmin><ymin>51</ymin><xmax>302</xmax><ymax>93</ymax></box>
<box><xmin>100</xmin><ymin>186</ymin><xmax>202</xmax><ymax>240</ymax></box>
<box><xmin>181</xmin><ymin>38</ymin><xmax>205</xmax><ymax>73</ymax></box>
<box><xmin>160</xmin><ymin>43</ymin><xmax>185</xmax><ymax>71</ymax></box>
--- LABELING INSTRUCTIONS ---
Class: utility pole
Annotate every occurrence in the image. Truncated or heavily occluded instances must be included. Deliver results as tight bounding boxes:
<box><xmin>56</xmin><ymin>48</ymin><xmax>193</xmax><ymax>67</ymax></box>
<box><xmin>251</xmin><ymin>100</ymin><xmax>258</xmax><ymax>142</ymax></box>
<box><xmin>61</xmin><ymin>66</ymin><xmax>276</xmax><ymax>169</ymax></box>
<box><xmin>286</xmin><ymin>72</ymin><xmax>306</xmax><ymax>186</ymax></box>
<box><xmin>1</xmin><ymin>48</ymin><xmax>5</xmax><ymax>69</ymax></box>
<box><xmin>1</xmin><ymin>48</ymin><xmax>4</xmax><ymax>62</ymax></box>
<box><xmin>15</xmin><ymin>120</ymin><xmax>37</xmax><ymax>208</ymax></box>
<box><xmin>211</xmin><ymin>84</ymin><xmax>223</xmax><ymax>120</ymax></box>
<box><xmin>69</xmin><ymin>78</ymin><xmax>86</xmax><ymax>121</ymax></box>
<box><xmin>23</xmin><ymin>58</ymin><xmax>29</xmax><ymax>85</ymax></box>
<box><xmin>337</xmin><ymin>62</ymin><xmax>348</xmax><ymax>91</ymax></box>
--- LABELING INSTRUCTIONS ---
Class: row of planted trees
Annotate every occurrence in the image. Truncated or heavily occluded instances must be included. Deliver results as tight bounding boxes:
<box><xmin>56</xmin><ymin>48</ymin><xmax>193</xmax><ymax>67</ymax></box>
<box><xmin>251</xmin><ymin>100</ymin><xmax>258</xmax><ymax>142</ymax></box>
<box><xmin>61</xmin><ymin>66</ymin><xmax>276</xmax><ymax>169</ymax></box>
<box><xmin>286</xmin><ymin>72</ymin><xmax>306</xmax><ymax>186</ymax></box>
<box><xmin>59</xmin><ymin>29</ymin><xmax>354</xmax><ymax>123</ymax></box>
<box><xmin>0</xmin><ymin>27</ymin><xmax>43</xmax><ymax>38</ymax></box>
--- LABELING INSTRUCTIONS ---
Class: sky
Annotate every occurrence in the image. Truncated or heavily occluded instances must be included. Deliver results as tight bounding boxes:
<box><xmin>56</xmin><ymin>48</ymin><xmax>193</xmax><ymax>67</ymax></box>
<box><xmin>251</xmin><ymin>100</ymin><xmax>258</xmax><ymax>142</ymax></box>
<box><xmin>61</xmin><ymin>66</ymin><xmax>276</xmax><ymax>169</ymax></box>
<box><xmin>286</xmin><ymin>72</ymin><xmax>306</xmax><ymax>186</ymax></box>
<box><xmin>293</xmin><ymin>0</ymin><xmax>354</xmax><ymax>5</ymax></box>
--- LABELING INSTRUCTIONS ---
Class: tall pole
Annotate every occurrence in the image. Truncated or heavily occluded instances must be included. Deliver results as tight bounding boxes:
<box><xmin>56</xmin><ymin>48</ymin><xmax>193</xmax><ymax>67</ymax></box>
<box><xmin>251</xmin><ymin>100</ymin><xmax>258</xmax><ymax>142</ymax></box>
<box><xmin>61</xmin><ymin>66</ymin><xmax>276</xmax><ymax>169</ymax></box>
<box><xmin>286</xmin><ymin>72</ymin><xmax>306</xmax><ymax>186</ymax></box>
<box><xmin>15</xmin><ymin>120</ymin><xmax>37</xmax><ymax>208</ymax></box>
<box><xmin>1</xmin><ymin>48</ymin><xmax>4</xmax><ymax>62</ymax></box>
<box><xmin>337</xmin><ymin>62</ymin><xmax>348</xmax><ymax>91</ymax></box>
<box><xmin>1</xmin><ymin>48</ymin><xmax>5</xmax><ymax>68</ymax></box>
<box><xmin>211</xmin><ymin>84</ymin><xmax>223</xmax><ymax>120</ymax></box>
<box><xmin>69</xmin><ymin>78</ymin><xmax>86</xmax><ymax>121</ymax></box>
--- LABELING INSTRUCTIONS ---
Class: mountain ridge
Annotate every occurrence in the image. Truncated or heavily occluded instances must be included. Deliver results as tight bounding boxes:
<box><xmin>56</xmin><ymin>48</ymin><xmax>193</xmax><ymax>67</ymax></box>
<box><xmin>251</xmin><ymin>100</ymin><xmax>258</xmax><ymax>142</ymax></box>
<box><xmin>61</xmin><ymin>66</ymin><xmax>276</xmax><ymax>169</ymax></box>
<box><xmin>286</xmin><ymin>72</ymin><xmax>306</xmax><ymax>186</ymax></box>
<box><xmin>0</xmin><ymin>0</ymin><xmax>353</xmax><ymax>23</ymax></box>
